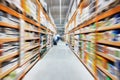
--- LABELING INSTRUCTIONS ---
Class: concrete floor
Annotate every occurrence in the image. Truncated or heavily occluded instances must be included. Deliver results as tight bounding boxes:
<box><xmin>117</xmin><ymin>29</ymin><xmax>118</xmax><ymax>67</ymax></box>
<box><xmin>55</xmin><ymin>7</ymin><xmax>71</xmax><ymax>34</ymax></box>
<box><xmin>23</xmin><ymin>41</ymin><xmax>94</xmax><ymax>80</ymax></box>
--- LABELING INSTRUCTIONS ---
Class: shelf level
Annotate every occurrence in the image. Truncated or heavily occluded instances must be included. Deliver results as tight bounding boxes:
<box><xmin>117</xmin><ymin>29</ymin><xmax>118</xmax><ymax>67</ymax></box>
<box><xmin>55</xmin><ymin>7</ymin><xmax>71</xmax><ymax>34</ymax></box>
<box><xmin>23</xmin><ymin>16</ymin><xmax>39</xmax><ymax>27</ymax></box>
<box><xmin>0</xmin><ymin>4</ymin><xmax>39</xmax><ymax>27</ymax></box>
<box><xmin>97</xmin><ymin>65</ymin><xmax>117</xmax><ymax>80</ymax></box>
<box><xmin>25</xmin><ymin>29</ymin><xmax>40</xmax><ymax>33</ymax></box>
<box><xmin>40</xmin><ymin>31</ymin><xmax>47</xmax><ymax>34</ymax></box>
<box><xmin>25</xmin><ymin>45</ymin><xmax>40</xmax><ymax>52</ymax></box>
<box><xmin>42</xmin><ymin>38</ymin><xmax>46</xmax><ymax>41</ymax></box>
<box><xmin>80</xmin><ymin>39</ymin><xmax>95</xmax><ymax>43</ymax></box>
<box><xmin>97</xmin><ymin>24</ymin><xmax>120</xmax><ymax>32</ymax></box>
<box><xmin>85</xmin><ymin>5</ymin><xmax>120</xmax><ymax>27</ymax></box>
<box><xmin>18</xmin><ymin>58</ymin><xmax>39</xmax><ymax>80</ymax></box>
<box><xmin>95</xmin><ymin>5</ymin><xmax>120</xmax><ymax>22</ymax></box>
<box><xmin>97</xmin><ymin>51</ymin><xmax>116</xmax><ymax>62</ymax></box>
<box><xmin>70</xmin><ymin>5</ymin><xmax>120</xmax><ymax>32</ymax></box>
<box><xmin>0</xmin><ymin>64</ymin><xmax>18</xmax><ymax>79</ymax></box>
<box><xmin>40</xmin><ymin>26</ymin><xmax>47</xmax><ymax>30</ymax></box>
<box><xmin>80</xmin><ymin>29</ymin><xmax>96</xmax><ymax>34</ymax></box>
<box><xmin>0</xmin><ymin>51</ymin><xmax>19</xmax><ymax>62</ymax></box>
<box><xmin>41</xmin><ymin>43</ymin><xmax>48</xmax><ymax>49</ymax></box>
<box><xmin>71</xmin><ymin>48</ymin><xmax>98</xmax><ymax>80</ymax></box>
<box><xmin>78</xmin><ymin>57</ymin><xmax>97</xmax><ymax>80</ymax></box>
<box><xmin>0</xmin><ymin>22</ymin><xmax>19</xmax><ymax>29</ymax></box>
<box><xmin>20</xmin><ymin>52</ymin><xmax>39</xmax><ymax>66</ymax></box>
<box><xmin>25</xmin><ymin>37</ymin><xmax>40</xmax><ymax>40</ymax></box>
<box><xmin>38</xmin><ymin>2</ymin><xmax>56</xmax><ymax>29</ymax></box>
<box><xmin>83</xmin><ymin>60</ymin><xmax>96</xmax><ymax>77</ymax></box>
<box><xmin>74</xmin><ymin>38</ymin><xmax>79</xmax><ymax>41</ymax></box>
<box><xmin>0</xmin><ymin>38</ymin><xmax>19</xmax><ymax>44</ymax></box>
<box><xmin>97</xmin><ymin>40</ymin><xmax>120</xmax><ymax>47</ymax></box>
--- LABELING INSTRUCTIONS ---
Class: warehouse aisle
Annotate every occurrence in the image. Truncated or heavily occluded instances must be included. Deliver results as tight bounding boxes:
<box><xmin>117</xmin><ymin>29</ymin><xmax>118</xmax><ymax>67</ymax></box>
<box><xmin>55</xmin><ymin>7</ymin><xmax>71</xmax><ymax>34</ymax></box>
<box><xmin>23</xmin><ymin>41</ymin><xmax>94</xmax><ymax>80</ymax></box>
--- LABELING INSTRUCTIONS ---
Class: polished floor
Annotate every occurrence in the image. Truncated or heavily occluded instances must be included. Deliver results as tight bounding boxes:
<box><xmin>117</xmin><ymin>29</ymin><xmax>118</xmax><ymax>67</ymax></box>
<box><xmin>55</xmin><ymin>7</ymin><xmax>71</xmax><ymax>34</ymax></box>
<box><xmin>23</xmin><ymin>41</ymin><xmax>94</xmax><ymax>80</ymax></box>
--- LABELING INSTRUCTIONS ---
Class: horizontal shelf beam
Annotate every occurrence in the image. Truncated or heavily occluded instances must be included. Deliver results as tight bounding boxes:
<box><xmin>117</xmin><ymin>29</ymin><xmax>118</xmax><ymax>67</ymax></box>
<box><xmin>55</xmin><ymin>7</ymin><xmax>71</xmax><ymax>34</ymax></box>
<box><xmin>70</xmin><ymin>47</ymin><xmax>98</xmax><ymax>80</ymax></box>
<box><xmin>18</xmin><ymin>58</ymin><xmax>39</xmax><ymax>80</ymax></box>
<box><xmin>25</xmin><ymin>29</ymin><xmax>40</xmax><ymax>33</ymax></box>
<box><xmin>41</xmin><ymin>43</ymin><xmax>48</xmax><ymax>49</ymax></box>
<box><xmin>0</xmin><ymin>38</ymin><xmax>19</xmax><ymax>44</ymax></box>
<box><xmin>97</xmin><ymin>24</ymin><xmax>120</xmax><ymax>32</ymax></box>
<box><xmin>0</xmin><ymin>51</ymin><xmax>19</xmax><ymax>62</ymax></box>
<box><xmin>0</xmin><ymin>64</ymin><xmax>18</xmax><ymax>79</ymax></box>
<box><xmin>97</xmin><ymin>65</ymin><xmax>117</xmax><ymax>80</ymax></box>
<box><xmin>20</xmin><ymin>52</ymin><xmax>39</xmax><ymax>67</ymax></box>
<box><xmin>25</xmin><ymin>45</ymin><xmax>40</xmax><ymax>52</ymax></box>
<box><xmin>0</xmin><ymin>22</ymin><xmax>19</xmax><ymax>29</ymax></box>
<box><xmin>97</xmin><ymin>40</ymin><xmax>120</xmax><ymax>47</ymax></box>
<box><xmin>25</xmin><ymin>37</ymin><xmax>40</xmax><ymax>40</ymax></box>
<box><xmin>96</xmin><ymin>51</ymin><xmax>116</xmax><ymax>62</ymax></box>
<box><xmin>0</xmin><ymin>4</ymin><xmax>39</xmax><ymax>27</ymax></box>
<box><xmin>69</xmin><ymin>5</ymin><xmax>120</xmax><ymax>33</ymax></box>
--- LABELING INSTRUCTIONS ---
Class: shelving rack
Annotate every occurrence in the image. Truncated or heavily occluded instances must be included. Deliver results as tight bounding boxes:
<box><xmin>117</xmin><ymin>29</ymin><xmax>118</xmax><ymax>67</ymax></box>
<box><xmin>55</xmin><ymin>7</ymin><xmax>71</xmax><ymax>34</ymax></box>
<box><xmin>65</xmin><ymin>0</ymin><xmax>120</xmax><ymax>80</ymax></box>
<box><xmin>0</xmin><ymin>0</ymin><xmax>56</xmax><ymax>80</ymax></box>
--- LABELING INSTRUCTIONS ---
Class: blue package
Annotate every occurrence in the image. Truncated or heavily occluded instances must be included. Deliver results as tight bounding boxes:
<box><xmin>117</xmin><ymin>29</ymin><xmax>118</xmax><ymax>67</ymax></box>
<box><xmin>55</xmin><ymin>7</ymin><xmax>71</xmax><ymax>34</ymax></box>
<box><xmin>112</xmin><ymin>30</ymin><xmax>120</xmax><ymax>41</ymax></box>
<box><xmin>115</xmin><ymin>60</ymin><xmax>120</xmax><ymax>80</ymax></box>
<box><xmin>108</xmin><ymin>63</ymin><xmax>116</xmax><ymax>75</ymax></box>
<box><xmin>114</xmin><ymin>13</ymin><xmax>120</xmax><ymax>24</ymax></box>
<box><xmin>112</xmin><ymin>29</ymin><xmax>120</xmax><ymax>34</ymax></box>
<box><xmin>114</xmin><ymin>13</ymin><xmax>120</xmax><ymax>18</ymax></box>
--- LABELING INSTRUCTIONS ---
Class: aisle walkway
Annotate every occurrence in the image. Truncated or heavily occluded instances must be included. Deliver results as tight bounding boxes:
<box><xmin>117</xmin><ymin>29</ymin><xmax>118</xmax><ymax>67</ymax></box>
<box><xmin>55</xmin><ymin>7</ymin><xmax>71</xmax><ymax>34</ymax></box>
<box><xmin>23</xmin><ymin>41</ymin><xmax>94</xmax><ymax>80</ymax></box>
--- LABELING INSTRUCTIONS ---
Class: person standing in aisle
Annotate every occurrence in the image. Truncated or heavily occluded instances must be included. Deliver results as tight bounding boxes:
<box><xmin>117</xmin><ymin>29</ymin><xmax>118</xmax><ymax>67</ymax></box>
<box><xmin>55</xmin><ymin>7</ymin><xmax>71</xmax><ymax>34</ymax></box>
<box><xmin>56</xmin><ymin>34</ymin><xmax>60</xmax><ymax>42</ymax></box>
<box><xmin>53</xmin><ymin>35</ymin><xmax>58</xmax><ymax>45</ymax></box>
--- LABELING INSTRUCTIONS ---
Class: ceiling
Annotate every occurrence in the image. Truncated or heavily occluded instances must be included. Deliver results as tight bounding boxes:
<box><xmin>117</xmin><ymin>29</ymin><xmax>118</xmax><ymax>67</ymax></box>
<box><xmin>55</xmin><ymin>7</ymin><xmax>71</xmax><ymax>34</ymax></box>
<box><xmin>45</xmin><ymin>0</ymin><xmax>72</xmax><ymax>35</ymax></box>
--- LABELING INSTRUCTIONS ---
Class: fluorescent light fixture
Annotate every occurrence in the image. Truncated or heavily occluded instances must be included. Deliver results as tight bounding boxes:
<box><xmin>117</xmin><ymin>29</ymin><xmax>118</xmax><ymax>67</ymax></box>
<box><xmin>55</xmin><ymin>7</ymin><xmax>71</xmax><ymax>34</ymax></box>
<box><xmin>59</xmin><ymin>0</ymin><xmax>61</xmax><ymax>24</ymax></box>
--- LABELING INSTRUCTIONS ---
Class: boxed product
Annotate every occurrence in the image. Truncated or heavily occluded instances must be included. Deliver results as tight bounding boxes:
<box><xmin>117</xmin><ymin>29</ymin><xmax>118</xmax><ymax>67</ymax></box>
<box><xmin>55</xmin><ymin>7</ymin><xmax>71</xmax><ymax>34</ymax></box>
<box><xmin>32</xmin><ymin>47</ymin><xmax>39</xmax><ymax>54</ymax></box>
<box><xmin>96</xmin><ymin>33</ymin><xmax>104</xmax><ymax>41</ymax></box>
<box><xmin>24</xmin><ymin>0</ymin><xmax>37</xmax><ymax>21</ymax></box>
<box><xmin>0</xmin><ymin>27</ymin><xmax>19</xmax><ymax>38</ymax></box>
<box><xmin>97</xmin><ymin>0</ymin><xmax>115</xmax><ymax>12</ymax></box>
<box><xmin>39</xmin><ymin>0</ymin><xmax>47</xmax><ymax>11</ymax></box>
<box><xmin>112</xmin><ymin>29</ymin><xmax>120</xmax><ymax>41</ymax></box>
<box><xmin>114</xmin><ymin>13</ymin><xmax>120</xmax><ymax>24</ymax></box>
<box><xmin>30</xmin><ymin>54</ymin><xmax>39</xmax><ymax>63</ymax></box>
<box><xmin>0</xmin><ymin>12</ymin><xmax>19</xmax><ymax>25</ymax></box>
<box><xmin>24</xmin><ymin>52</ymin><xmax>32</xmax><ymax>59</ymax></box>
<box><xmin>1</xmin><ymin>42</ymin><xmax>19</xmax><ymax>49</ymax></box>
<box><xmin>107</xmin><ymin>47</ymin><xmax>120</xmax><ymax>58</ymax></box>
<box><xmin>84</xmin><ymin>52</ymin><xmax>88</xmax><ymax>63</ymax></box>
<box><xmin>12</xmin><ymin>0</ymin><xmax>23</xmax><ymax>12</ymax></box>
<box><xmin>1</xmin><ymin>47</ymin><xmax>18</xmax><ymax>56</ymax></box>
<box><xmin>0</xmin><ymin>0</ymin><xmax>22</xmax><ymax>13</ymax></box>
<box><xmin>24</xmin><ymin>42</ymin><xmax>30</xmax><ymax>48</ymax></box>
<box><xmin>97</xmin><ymin>29</ymin><xmax>120</xmax><ymax>41</ymax></box>
<box><xmin>1</xmin><ymin>58</ymin><xmax>18</xmax><ymax>73</ymax></box>
<box><xmin>7</xmin><ymin>14</ymin><xmax>19</xmax><ymax>23</ymax></box>
<box><xmin>87</xmin><ymin>60</ymin><xmax>93</xmax><ymax>69</ymax></box>
<box><xmin>0</xmin><ymin>0</ymin><xmax>12</xmax><ymax>6</ymax></box>
<box><xmin>97</xmin><ymin>44</ymin><xmax>105</xmax><ymax>53</ymax></box>
<box><xmin>96</xmin><ymin>21</ymin><xmax>106</xmax><ymax>27</ymax></box>
<box><xmin>97</xmin><ymin>69</ymin><xmax>106</xmax><ymax>80</ymax></box>
<box><xmin>104</xmin><ymin>18</ymin><xmax>115</xmax><ymax>27</ymax></box>
<box><xmin>103</xmin><ymin>31</ymin><xmax>113</xmax><ymax>41</ymax></box>
<box><xmin>0</xmin><ymin>16</ymin><xmax>10</xmax><ymax>22</ymax></box>
<box><xmin>0</xmin><ymin>42</ymin><xmax>19</xmax><ymax>56</ymax></box>
<box><xmin>24</xmin><ymin>22</ymin><xmax>30</xmax><ymax>29</ymax></box>
<box><xmin>4</xmin><ymin>28</ymin><xmax>19</xmax><ymax>35</ymax></box>
<box><xmin>89</xmin><ymin>0</ymin><xmax>96</xmax><ymax>14</ymax></box>
<box><xmin>97</xmin><ymin>55</ymin><xmax>108</xmax><ymax>68</ymax></box>
<box><xmin>90</xmin><ymin>23</ymin><xmax>96</xmax><ymax>30</ymax></box>
<box><xmin>107</xmin><ymin>62</ymin><xmax>117</xmax><ymax>76</ymax></box>
<box><xmin>97</xmin><ymin>69</ymin><xmax>112</xmax><ymax>80</ymax></box>
<box><xmin>115</xmin><ymin>60</ymin><xmax>120</xmax><ymax>80</ymax></box>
